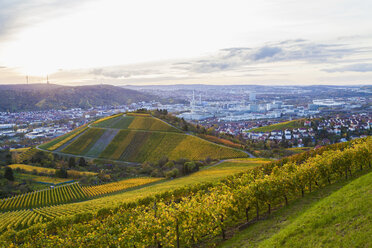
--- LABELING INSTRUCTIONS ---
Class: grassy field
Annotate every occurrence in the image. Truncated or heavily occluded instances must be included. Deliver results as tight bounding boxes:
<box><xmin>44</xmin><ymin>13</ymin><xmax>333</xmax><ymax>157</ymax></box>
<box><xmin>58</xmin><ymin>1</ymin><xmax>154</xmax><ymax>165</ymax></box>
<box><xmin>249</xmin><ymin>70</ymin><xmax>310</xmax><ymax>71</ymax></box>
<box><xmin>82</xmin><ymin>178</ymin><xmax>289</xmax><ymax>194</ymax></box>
<box><xmin>285</xmin><ymin>147</ymin><xmax>312</xmax><ymax>154</ymax></box>
<box><xmin>219</xmin><ymin>171</ymin><xmax>372</xmax><ymax>248</ymax></box>
<box><xmin>8</xmin><ymin>164</ymin><xmax>97</xmax><ymax>177</ymax></box>
<box><xmin>16</xmin><ymin>173</ymin><xmax>72</xmax><ymax>184</ymax></box>
<box><xmin>9</xmin><ymin>164</ymin><xmax>56</xmax><ymax>174</ymax></box>
<box><xmin>249</xmin><ymin>119</ymin><xmax>305</xmax><ymax>132</ymax></box>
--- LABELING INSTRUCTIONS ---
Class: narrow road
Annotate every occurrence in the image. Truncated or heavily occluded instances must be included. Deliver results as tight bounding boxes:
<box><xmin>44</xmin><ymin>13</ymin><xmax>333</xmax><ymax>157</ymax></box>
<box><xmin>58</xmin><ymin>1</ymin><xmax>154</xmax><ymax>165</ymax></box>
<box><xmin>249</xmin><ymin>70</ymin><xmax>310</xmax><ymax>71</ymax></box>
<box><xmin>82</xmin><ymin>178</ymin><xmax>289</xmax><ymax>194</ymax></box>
<box><xmin>243</xmin><ymin>150</ymin><xmax>256</xmax><ymax>158</ymax></box>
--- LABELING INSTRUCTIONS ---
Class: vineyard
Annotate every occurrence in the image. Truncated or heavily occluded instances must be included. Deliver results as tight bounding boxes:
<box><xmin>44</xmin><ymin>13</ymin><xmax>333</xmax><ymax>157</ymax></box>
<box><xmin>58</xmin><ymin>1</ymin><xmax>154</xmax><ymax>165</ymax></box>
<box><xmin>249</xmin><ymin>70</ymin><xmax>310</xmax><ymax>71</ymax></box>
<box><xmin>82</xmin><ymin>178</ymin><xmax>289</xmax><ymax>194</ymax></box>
<box><xmin>39</xmin><ymin>113</ymin><xmax>247</xmax><ymax>163</ymax></box>
<box><xmin>0</xmin><ymin>159</ymin><xmax>265</xmax><ymax>235</ymax></box>
<box><xmin>0</xmin><ymin>177</ymin><xmax>160</xmax><ymax>212</ymax></box>
<box><xmin>1</xmin><ymin>137</ymin><xmax>369</xmax><ymax>247</ymax></box>
<box><xmin>61</xmin><ymin>128</ymin><xmax>105</xmax><ymax>155</ymax></box>
<box><xmin>0</xmin><ymin>210</ymin><xmax>44</xmax><ymax>233</ymax></box>
<box><xmin>92</xmin><ymin>114</ymin><xmax>180</xmax><ymax>132</ymax></box>
<box><xmin>92</xmin><ymin>113</ymin><xmax>123</xmax><ymax>125</ymax></box>
<box><xmin>168</xmin><ymin>135</ymin><xmax>247</xmax><ymax>161</ymax></box>
<box><xmin>0</xmin><ymin>183</ymin><xmax>86</xmax><ymax>211</ymax></box>
<box><xmin>12</xmin><ymin>148</ymin><xmax>38</xmax><ymax>163</ymax></box>
<box><xmin>38</xmin><ymin>124</ymin><xmax>89</xmax><ymax>151</ymax></box>
<box><xmin>95</xmin><ymin>130</ymin><xmax>248</xmax><ymax>162</ymax></box>
<box><xmin>81</xmin><ymin>177</ymin><xmax>162</xmax><ymax>197</ymax></box>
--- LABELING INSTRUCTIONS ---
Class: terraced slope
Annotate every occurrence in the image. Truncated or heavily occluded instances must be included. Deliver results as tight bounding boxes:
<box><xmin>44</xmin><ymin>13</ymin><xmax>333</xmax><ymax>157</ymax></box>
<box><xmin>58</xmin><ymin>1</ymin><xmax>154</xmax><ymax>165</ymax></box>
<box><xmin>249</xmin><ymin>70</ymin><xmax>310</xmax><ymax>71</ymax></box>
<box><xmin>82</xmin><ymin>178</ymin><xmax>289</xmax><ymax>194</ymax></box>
<box><xmin>41</xmin><ymin>113</ymin><xmax>248</xmax><ymax>162</ymax></box>
<box><xmin>0</xmin><ymin>158</ymin><xmax>266</xmax><ymax>233</ymax></box>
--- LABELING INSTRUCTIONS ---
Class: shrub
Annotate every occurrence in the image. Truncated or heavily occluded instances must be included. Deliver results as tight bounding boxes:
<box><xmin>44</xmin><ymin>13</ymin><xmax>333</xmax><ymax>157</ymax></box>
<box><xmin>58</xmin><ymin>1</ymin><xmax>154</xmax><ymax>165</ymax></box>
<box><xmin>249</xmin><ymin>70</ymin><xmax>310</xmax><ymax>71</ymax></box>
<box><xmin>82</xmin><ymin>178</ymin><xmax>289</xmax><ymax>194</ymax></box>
<box><xmin>4</xmin><ymin>167</ymin><xmax>14</xmax><ymax>181</ymax></box>
<box><xmin>165</xmin><ymin>168</ymin><xmax>179</xmax><ymax>179</ymax></box>
<box><xmin>164</xmin><ymin>161</ymin><xmax>175</xmax><ymax>169</ymax></box>
<box><xmin>55</xmin><ymin>168</ymin><xmax>68</xmax><ymax>178</ymax></box>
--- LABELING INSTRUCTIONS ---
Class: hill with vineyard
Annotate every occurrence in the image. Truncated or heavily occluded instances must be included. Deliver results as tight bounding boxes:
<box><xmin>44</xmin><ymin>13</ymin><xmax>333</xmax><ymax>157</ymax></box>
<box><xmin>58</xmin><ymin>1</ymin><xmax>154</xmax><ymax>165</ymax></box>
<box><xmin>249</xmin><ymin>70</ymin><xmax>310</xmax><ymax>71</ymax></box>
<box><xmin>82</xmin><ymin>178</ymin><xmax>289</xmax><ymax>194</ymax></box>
<box><xmin>0</xmin><ymin>137</ymin><xmax>370</xmax><ymax>247</ymax></box>
<box><xmin>39</xmin><ymin>113</ymin><xmax>248</xmax><ymax>162</ymax></box>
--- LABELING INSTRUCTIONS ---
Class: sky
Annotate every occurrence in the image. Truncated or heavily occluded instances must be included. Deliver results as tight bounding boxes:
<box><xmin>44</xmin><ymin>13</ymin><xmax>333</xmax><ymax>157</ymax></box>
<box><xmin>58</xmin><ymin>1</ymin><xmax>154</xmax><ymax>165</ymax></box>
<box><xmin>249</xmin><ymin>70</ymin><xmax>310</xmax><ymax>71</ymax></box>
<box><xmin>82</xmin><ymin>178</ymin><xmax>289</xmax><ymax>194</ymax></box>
<box><xmin>0</xmin><ymin>0</ymin><xmax>371</xmax><ymax>86</ymax></box>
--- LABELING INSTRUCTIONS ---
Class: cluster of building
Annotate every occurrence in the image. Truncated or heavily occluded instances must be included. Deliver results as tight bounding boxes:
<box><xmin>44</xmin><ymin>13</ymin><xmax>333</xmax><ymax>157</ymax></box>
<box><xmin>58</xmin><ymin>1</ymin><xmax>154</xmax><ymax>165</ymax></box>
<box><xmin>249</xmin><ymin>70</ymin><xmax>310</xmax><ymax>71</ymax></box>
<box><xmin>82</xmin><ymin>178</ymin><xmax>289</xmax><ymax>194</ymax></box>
<box><xmin>245</xmin><ymin>127</ymin><xmax>315</xmax><ymax>143</ymax></box>
<box><xmin>243</xmin><ymin>114</ymin><xmax>371</xmax><ymax>144</ymax></box>
<box><xmin>175</xmin><ymin>91</ymin><xmax>321</xmax><ymax>121</ymax></box>
<box><xmin>317</xmin><ymin>115</ymin><xmax>371</xmax><ymax>134</ymax></box>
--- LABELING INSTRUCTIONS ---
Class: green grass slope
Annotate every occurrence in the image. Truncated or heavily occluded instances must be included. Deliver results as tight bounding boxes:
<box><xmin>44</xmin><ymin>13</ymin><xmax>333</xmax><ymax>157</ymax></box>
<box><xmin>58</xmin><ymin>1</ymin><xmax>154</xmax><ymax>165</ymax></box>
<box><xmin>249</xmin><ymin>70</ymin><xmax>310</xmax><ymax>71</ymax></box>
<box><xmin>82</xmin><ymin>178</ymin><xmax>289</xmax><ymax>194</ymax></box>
<box><xmin>220</xmin><ymin>171</ymin><xmax>372</xmax><ymax>248</ymax></box>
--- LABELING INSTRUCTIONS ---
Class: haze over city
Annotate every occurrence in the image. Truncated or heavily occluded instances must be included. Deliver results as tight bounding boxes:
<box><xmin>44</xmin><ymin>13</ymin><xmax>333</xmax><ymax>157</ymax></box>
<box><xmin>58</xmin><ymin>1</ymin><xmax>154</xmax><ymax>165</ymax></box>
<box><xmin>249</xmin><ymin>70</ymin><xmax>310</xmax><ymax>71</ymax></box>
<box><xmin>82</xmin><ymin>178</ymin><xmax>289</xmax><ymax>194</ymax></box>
<box><xmin>0</xmin><ymin>0</ymin><xmax>371</xmax><ymax>85</ymax></box>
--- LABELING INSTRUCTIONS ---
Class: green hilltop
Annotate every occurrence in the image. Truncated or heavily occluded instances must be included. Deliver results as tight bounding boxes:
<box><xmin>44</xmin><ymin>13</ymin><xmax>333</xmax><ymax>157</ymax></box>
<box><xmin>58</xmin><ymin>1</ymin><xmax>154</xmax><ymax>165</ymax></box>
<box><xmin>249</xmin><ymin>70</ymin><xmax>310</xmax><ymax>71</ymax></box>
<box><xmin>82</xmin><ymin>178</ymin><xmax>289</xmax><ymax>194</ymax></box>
<box><xmin>39</xmin><ymin>113</ymin><xmax>248</xmax><ymax>162</ymax></box>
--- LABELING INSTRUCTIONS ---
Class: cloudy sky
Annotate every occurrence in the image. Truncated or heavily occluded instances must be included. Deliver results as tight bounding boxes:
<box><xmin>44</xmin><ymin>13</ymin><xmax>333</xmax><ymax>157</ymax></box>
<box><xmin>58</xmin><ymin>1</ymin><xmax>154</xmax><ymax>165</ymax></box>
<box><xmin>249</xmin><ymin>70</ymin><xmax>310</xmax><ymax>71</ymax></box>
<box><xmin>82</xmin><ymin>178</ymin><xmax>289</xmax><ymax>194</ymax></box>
<box><xmin>0</xmin><ymin>0</ymin><xmax>371</xmax><ymax>85</ymax></box>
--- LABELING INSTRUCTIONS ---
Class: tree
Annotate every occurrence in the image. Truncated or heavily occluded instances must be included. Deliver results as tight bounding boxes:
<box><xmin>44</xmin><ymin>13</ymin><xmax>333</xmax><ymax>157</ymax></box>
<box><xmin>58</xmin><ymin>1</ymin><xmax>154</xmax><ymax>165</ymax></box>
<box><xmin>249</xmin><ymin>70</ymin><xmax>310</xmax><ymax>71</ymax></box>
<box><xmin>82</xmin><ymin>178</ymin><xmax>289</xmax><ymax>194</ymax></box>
<box><xmin>182</xmin><ymin>161</ymin><xmax>198</xmax><ymax>175</ymax></box>
<box><xmin>68</xmin><ymin>157</ymin><xmax>76</xmax><ymax>168</ymax></box>
<box><xmin>4</xmin><ymin>167</ymin><xmax>14</xmax><ymax>181</ymax></box>
<box><xmin>55</xmin><ymin>168</ymin><xmax>68</xmax><ymax>178</ymax></box>
<box><xmin>182</xmin><ymin>124</ymin><xmax>188</xmax><ymax>131</ymax></box>
<box><xmin>165</xmin><ymin>168</ymin><xmax>179</xmax><ymax>179</ymax></box>
<box><xmin>164</xmin><ymin>161</ymin><xmax>175</xmax><ymax>169</ymax></box>
<box><xmin>78</xmin><ymin>157</ymin><xmax>87</xmax><ymax>167</ymax></box>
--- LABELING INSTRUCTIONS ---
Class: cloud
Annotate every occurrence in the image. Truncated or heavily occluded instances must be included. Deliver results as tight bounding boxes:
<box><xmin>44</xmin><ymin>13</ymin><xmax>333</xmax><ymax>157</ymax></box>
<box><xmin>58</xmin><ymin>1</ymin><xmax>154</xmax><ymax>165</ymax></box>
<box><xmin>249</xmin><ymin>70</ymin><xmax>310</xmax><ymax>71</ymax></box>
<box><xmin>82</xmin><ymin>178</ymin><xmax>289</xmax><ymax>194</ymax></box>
<box><xmin>0</xmin><ymin>0</ymin><xmax>90</xmax><ymax>40</ymax></box>
<box><xmin>175</xmin><ymin>40</ymin><xmax>366</xmax><ymax>73</ymax></box>
<box><xmin>323</xmin><ymin>63</ymin><xmax>372</xmax><ymax>73</ymax></box>
<box><xmin>253</xmin><ymin>46</ymin><xmax>282</xmax><ymax>60</ymax></box>
<box><xmin>90</xmin><ymin>68</ymin><xmax>160</xmax><ymax>79</ymax></box>
<box><xmin>42</xmin><ymin>38</ymin><xmax>372</xmax><ymax>85</ymax></box>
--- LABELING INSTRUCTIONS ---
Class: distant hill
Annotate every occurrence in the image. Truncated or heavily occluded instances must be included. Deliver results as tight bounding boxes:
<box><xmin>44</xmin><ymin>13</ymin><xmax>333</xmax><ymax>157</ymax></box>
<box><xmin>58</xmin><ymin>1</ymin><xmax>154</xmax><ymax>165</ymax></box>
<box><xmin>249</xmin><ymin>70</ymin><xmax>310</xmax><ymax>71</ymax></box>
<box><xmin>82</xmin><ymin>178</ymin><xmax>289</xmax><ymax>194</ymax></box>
<box><xmin>39</xmin><ymin>113</ymin><xmax>248</xmax><ymax>163</ymax></box>
<box><xmin>0</xmin><ymin>84</ymin><xmax>158</xmax><ymax>112</ymax></box>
